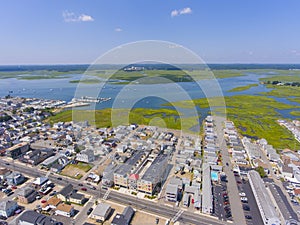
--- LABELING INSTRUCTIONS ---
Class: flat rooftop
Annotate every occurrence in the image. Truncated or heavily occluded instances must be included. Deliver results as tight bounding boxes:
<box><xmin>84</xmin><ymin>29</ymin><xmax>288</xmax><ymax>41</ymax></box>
<box><xmin>115</xmin><ymin>150</ymin><xmax>145</xmax><ymax>176</ymax></box>
<box><xmin>248</xmin><ymin>170</ymin><xmax>280</xmax><ymax>223</ymax></box>
<box><xmin>141</xmin><ymin>154</ymin><xmax>168</xmax><ymax>183</ymax></box>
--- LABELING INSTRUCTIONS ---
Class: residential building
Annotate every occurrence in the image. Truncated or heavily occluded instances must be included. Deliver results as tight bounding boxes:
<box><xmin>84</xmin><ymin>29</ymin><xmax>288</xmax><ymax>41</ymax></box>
<box><xmin>0</xmin><ymin>200</ymin><xmax>18</xmax><ymax>218</ymax></box>
<box><xmin>47</xmin><ymin>196</ymin><xmax>61</xmax><ymax>209</ymax></box>
<box><xmin>76</xmin><ymin>149</ymin><xmax>95</xmax><ymax>163</ymax></box>
<box><xmin>248</xmin><ymin>170</ymin><xmax>280</xmax><ymax>225</ymax></box>
<box><xmin>41</xmin><ymin>154</ymin><xmax>68</xmax><ymax>173</ymax></box>
<box><xmin>18</xmin><ymin>210</ymin><xmax>63</xmax><ymax>225</ymax></box>
<box><xmin>114</xmin><ymin>151</ymin><xmax>146</xmax><ymax>188</ymax></box>
<box><xmin>111</xmin><ymin>206</ymin><xmax>135</xmax><ymax>225</ymax></box>
<box><xmin>57</xmin><ymin>184</ymin><xmax>85</xmax><ymax>204</ymax></box>
<box><xmin>18</xmin><ymin>187</ymin><xmax>37</xmax><ymax>204</ymax></box>
<box><xmin>6</xmin><ymin>142</ymin><xmax>29</xmax><ymax>159</ymax></box>
<box><xmin>128</xmin><ymin>174</ymin><xmax>139</xmax><ymax>190</ymax></box>
<box><xmin>6</xmin><ymin>172</ymin><xmax>25</xmax><ymax>185</ymax></box>
<box><xmin>32</xmin><ymin>177</ymin><xmax>49</xmax><ymax>188</ymax></box>
<box><xmin>19</xmin><ymin>148</ymin><xmax>54</xmax><ymax>165</ymax></box>
<box><xmin>183</xmin><ymin>193</ymin><xmax>190</xmax><ymax>207</ymax></box>
<box><xmin>165</xmin><ymin>184</ymin><xmax>178</xmax><ymax>202</ymax></box>
<box><xmin>90</xmin><ymin>203</ymin><xmax>112</xmax><ymax>221</ymax></box>
<box><xmin>282</xmin><ymin>164</ymin><xmax>294</xmax><ymax>179</ymax></box>
<box><xmin>0</xmin><ymin>167</ymin><xmax>11</xmax><ymax>180</ymax></box>
<box><xmin>102</xmin><ymin>163</ymin><xmax>118</xmax><ymax>187</ymax></box>
<box><xmin>137</xmin><ymin>154</ymin><xmax>168</xmax><ymax>195</ymax></box>
<box><xmin>55</xmin><ymin>203</ymin><xmax>75</xmax><ymax>217</ymax></box>
<box><xmin>201</xmin><ymin>163</ymin><xmax>213</xmax><ymax>214</ymax></box>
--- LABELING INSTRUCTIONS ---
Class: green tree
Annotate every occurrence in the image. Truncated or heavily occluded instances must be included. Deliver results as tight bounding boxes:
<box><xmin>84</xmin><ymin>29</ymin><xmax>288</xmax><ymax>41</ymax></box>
<box><xmin>255</xmin><ymin>166</ymin><xmax>266</xmax><ymax>178</ymax></box>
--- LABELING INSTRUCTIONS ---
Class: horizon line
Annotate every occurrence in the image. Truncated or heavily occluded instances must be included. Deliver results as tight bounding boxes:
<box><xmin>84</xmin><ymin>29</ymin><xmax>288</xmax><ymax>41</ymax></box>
<box><xmin>1</xmin><ymin>62</ymin><xmax>300</xmax><ymax>66</ymax></box>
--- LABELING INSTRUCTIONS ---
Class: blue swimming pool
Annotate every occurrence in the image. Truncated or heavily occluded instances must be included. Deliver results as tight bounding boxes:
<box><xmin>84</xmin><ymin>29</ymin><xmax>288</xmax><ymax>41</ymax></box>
<box><xmin>211</xmin><ymin>171</ymin><xmax>218</xmax><ymax>181</ymax></box>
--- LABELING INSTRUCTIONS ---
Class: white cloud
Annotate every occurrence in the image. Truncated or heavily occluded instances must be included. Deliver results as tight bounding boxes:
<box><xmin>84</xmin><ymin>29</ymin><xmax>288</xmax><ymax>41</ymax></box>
<box><xmin>171</xmin><ymin>7</ymin><xmax>192</xmax><ymax>17</ymax></box>
<box><xmin>63</xmin><ymin>10</ymin><xmax>94</xmax><ymax>22</ymax></box>
<box><xmin>78</xmin><ymin>14</ymin><xmax>94</xmax><ymax>22</ymax></box>
<box><xmin>180</xmin><ymin>7</ymin><xmax>192</xmax><ymax>15</ymax></box>
<box><xmin>115</xmin><ymin>28</ymin><xmax>122</xmax><ymax>32</ymax></box>
<box><xmin>171</xmin><ymin>10</ymin><xmax>179</xmax><ymax>17</ymax></box>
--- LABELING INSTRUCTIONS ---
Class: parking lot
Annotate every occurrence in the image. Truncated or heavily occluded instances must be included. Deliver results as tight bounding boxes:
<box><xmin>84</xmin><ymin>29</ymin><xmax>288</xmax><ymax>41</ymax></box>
<box><xmin>212</xmin><ymin>180</ymin><xmax>232</xmax><ymax>222</ymax></box>
<box><xmin>235</xmin><ymin>175</ymin><xmax>264</xmax><ymax>225</ymax></box>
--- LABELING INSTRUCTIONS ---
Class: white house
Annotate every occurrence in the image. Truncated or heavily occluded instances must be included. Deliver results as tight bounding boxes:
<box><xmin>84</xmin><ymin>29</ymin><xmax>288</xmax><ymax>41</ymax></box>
<box><xmin>90</xmin><ymin>203</ymin><xmax>112</xmax><ymax>221</ymax></box>
<box><xmin>55</xmin><ymin>203</ymin><xmax>74</xmax><ymax>217</ymax></box>
<box><xmin>76</xmin><ymin>149</ymin><xmax>95</xmax><ymax>163</ymax></box>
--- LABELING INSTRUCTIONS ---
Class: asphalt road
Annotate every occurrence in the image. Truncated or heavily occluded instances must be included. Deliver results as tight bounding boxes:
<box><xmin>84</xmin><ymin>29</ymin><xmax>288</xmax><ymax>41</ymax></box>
<box><xmin>0</xmin><ymin>159</ymin><xmax>229</xmax><ymax>225</ymax></box>
<box><xmin>73</xmin><ymin>198</ymin><xmax>94</xmax><ymax>225</ymax></box>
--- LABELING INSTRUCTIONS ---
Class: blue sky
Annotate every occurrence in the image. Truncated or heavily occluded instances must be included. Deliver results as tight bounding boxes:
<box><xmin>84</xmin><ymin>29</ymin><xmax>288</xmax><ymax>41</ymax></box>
<box><xmin>1</xmin><ymin>0</ymin><xmax>300</xmax><ymax>64</ymax></box>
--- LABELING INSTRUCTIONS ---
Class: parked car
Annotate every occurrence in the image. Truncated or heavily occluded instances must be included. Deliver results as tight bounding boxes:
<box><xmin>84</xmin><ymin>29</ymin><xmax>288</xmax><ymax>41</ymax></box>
<box><xmin>78</xmin><ymin>184</ymin><xmax>83</xmax><ymax>186</ymax></box>
<box><xmin>239</xmin><ymin>192</ymin><xmax>246</xmax><ymax>197</ymax></box>
<box><xmin>6</xmin><ymin>191</ymin><xmax>14</xmax><ymax>196</ymax></box>
<box><xmin>87</xmin><ymin>208</ymin><xmax>93</xmax><ymax>215</ymax></box>
<box><xmin>81</xmin><ymin>187</ymin><xmax>87</xmax><ymax>191</ymax></box>
<box><xmin>245</xmin><ymin>215</ymin><xmax>252</xmax><ymax>220</ymax></box>
<box><xmin>57</xmin><ymin>177</ymin><xmax>62</xmax><ymax>180</ymax></box>
<box><xmin>243</xmin><ymin>204</ymin><xmax>250</xmax><ymax>211</ymax></box>
<box><xmin>241</xmin><ymin>197</ymin><xmax>248</xmax><ymax>203</ymax></box>
<box><xmin>225</xmin><ymin>212</ymin><xmax>232</xmax><ymax>218</ymax></box>
<box><xmin>14</xmin><ymin>209</ymin><xmax>22</xmax><ymax>215</ymax></box>
<box><xmin>0</xmin><ymin>215</ymin><xmax>7</xmax><ymax>220</ymax></box>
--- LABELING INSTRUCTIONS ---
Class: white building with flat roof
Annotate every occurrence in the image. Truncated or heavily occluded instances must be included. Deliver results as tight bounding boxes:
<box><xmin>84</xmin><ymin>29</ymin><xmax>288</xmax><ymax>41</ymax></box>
<box><xmin>248</xmin><ymin>170</ymin><xmax>281</xmax><ymax>225</ymax></box>
<box><xmin>201</xmin><ymin>163</ymin><xmax>213</xmax><ymax>214</ymax></box>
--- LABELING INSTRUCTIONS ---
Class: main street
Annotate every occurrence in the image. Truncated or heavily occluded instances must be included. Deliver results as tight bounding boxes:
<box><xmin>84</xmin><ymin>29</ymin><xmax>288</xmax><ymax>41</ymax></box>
<box><xmin>0</xmin><ymin>159</ymin><xmax>229</xmax><ymax>225</ymax></box>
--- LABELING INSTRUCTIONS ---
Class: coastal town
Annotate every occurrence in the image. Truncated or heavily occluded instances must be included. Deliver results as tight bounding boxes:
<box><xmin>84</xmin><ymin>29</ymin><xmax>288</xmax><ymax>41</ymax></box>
<box><xmin>0</xmin><ymin>96</ymin><xmax>300</xmax><ymax>225</ymax></box>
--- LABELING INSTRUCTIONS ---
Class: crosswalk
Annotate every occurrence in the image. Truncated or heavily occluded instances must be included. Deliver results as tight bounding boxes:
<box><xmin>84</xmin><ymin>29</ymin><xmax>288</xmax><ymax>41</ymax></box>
<box><xmin>103</xmin><ymin>189</ymin><xmax>111</xmax><ymax>200</ymax></box>
<box><xmin>171</xmin><ymin>209</ymin><xmax>184</xmax><ymax>223</ymax></box>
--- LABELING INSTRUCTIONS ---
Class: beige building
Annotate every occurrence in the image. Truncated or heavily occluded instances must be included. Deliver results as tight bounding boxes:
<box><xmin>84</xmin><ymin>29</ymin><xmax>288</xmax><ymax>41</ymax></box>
<box><xmin>55</xmin><ymin>203</ymin><xmax>74</xmax><ymax>217</ymax></box>
<box><xmin>90</xmin><ymin>203</ymin><xmax>112</xmax><ymax>221</ymax></box>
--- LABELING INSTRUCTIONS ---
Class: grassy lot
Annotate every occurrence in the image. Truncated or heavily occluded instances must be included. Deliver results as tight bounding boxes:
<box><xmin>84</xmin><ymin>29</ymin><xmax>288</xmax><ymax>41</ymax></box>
<box><xmin>259</xmin><ymin>73</ymin><xmax>300</xmax><ymax>83</ymax></box>
<box><xmin>258</xmin><ymin>73</ymin><xmax>300</xmax><ymax>98</ymax></box>
<box><xmin>61</xmin><ymin>162</ymin><xmax>93</xmax><ymax>179</ymax></box>
<box><xmin>290</xmin><ymin>111</ymin><xmax>300</xmax><ymax>117</ymax></box>
<box><xmin>260</xmin><ymin>85</ymin><xmax>300</xmax><ymax>98</ymax></box>
<box><xmin>228</xmin><ymin>84</ymin><xmax>258</xmax><ymax>92</ymax></box>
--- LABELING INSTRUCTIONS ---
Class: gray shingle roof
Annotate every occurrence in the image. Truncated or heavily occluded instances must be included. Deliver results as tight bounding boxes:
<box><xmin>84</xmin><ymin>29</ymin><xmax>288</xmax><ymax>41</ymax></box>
<box><xmin>18</xmin><ymin>210</ymin><xmax>62</xmax><ymax>225</ymax></box>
